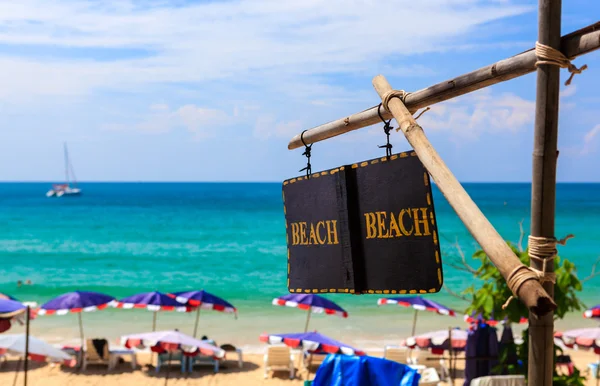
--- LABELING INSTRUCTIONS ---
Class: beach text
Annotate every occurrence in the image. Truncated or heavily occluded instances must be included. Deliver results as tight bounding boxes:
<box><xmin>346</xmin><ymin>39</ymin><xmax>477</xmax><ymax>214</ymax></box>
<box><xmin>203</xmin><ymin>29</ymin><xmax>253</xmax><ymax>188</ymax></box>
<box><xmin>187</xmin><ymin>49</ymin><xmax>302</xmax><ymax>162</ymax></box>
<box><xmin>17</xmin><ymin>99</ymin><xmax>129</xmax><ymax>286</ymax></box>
<box><xmin>290</xmin><ymin>220</ymin><xmax>339</xmax><ymax>246</ymax></box>
<box><xmin>364</xmin><ymin>208</ymin><xmax>431</xmax><ymax>239</ymax></box>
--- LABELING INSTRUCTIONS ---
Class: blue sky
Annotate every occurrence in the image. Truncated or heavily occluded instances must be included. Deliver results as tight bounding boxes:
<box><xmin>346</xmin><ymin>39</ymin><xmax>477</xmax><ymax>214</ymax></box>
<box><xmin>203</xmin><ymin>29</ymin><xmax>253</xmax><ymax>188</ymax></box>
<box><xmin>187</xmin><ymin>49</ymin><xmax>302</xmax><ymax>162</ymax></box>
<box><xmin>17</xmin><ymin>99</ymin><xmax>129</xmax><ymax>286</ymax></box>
<box><xmin>0</xmin><ymin>0</ymin><xmax>599</xmax><ymax>182</ymax></box>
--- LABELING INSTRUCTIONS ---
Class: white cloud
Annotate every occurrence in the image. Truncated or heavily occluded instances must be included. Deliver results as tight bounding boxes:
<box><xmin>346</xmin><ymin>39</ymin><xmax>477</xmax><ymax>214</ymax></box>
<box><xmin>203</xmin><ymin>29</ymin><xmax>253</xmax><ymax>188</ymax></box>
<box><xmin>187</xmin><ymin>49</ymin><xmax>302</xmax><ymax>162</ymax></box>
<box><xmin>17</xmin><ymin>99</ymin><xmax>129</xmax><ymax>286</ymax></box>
<box><xmin>104</xmin><ymin>104</ymin><xmax>230</xmax><ymax>140</ymax></box>
<box><xmin>581</xmin><ymin>124</ymin><xmax>600</xmax><ymax>155</ymax></box>
<box><xmin>417</xmin><ymin>89</ymin><xmax>535</xmax><ymax>139</ymax></box>
<box><xmin>254</xmin><ymin>115</ymin><xmax>303</xmax><ymax>140</ymax></box>
<box><xmin>0</xmin><ymin>0</ymin><xmax>533</xmax><ymax>101</ymax></box>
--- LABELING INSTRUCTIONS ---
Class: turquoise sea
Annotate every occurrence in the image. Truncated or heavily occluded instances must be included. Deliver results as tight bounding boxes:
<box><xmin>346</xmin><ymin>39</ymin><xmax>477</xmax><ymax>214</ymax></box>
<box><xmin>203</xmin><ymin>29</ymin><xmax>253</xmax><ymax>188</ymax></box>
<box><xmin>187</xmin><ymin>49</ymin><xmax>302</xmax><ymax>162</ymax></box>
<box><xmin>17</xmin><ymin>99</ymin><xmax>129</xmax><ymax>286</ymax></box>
<box><xmin>0</xmin><ymin>183</ymin><xmax>599</xmax><ymax>351</ymax></box>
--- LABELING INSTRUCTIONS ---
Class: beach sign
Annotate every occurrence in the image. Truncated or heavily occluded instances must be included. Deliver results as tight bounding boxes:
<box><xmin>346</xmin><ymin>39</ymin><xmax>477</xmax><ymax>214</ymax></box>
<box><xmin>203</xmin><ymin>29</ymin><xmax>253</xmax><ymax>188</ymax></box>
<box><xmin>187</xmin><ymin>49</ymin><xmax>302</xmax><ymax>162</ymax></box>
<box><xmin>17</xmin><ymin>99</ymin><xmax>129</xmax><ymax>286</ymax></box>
<box><xmin>282</xmin><ymin>150</ymin><xmax>442</xmax><ymax>295</ymax></box>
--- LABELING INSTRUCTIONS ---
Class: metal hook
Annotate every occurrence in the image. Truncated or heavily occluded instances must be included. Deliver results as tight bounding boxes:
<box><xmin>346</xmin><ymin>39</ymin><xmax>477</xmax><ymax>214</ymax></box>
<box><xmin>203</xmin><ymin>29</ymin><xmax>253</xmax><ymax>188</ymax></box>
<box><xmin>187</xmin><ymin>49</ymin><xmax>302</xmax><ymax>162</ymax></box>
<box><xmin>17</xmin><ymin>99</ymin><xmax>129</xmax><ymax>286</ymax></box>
<box><xmin>377</xmin><ymin>104</ymin><xmax>393</xmax><ymax>158</ymax></box>
<box><xmin>299</xmin><ymin>130</ymin><xmax>312</xmax><ymax>178</ymax></box>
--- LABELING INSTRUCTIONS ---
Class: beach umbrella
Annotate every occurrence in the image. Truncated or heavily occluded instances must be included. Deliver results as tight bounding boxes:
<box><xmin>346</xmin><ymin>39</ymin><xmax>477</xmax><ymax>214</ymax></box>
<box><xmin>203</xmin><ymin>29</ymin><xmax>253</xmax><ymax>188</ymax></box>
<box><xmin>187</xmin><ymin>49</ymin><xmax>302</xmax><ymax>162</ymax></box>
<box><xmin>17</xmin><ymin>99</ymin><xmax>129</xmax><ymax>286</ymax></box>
<box><xmin>377</xmin><ymin>296</ymin><xmax>455</xmax><ymax>336</ymax></box>
<box><xmin>168</xmin><ymin>290</ymin><xmax>237</xmax><ymax>338</ymax></box>
<box><xmin>583</xmin><ymin>304</ymin><xmax>600</xmax><ymax>318</ymax></box>
<box><xmin>0</xmin><ymin>334</ymin><xmax>74</xmax><ymax>365</ymax></box>
<box><xmin>115</xmin><ymin>291</ymin><xmax>191</xmax><ymax>331</ymax></box>
<box><xmin>272</xmin><ymin>294</ymin><xmax>348</xmax><ymax>332</ymax></box>
<box><xmin>402</xmin><ymin>328</ymin><xmax>468</xmax><ymax>352</ymax></box>
<box><xmin>464</xmin><ymin>312</ymin><xmax>527</xmax><ymax>326</ymax></box>
<box><xmin>122</xmin><ymin>329</ymin><xmax>224</xmax><ymax>384</ymax></box>
<box><xmin>0</xmin><ymin>299</ymin><xmax>27</xmax><ymax>333</ymax></box>
<box><xmin>38</xmin><ymin>291</ymin><xmax>116</xmax><ymax>352</ymax></box>
<box><xmin>260</xmin><ymin>331</ymin><xmax>365</xmax><ymax>356</ymax></box>
<box><xmin>0</xmin><ymin>292</ymin><xmax>18</xmax><ymax>301</ymax></box>
<box><xmin>555</xmin><ymin>328</ymin><xmax>600</xmax><ymax>386</ymax></box>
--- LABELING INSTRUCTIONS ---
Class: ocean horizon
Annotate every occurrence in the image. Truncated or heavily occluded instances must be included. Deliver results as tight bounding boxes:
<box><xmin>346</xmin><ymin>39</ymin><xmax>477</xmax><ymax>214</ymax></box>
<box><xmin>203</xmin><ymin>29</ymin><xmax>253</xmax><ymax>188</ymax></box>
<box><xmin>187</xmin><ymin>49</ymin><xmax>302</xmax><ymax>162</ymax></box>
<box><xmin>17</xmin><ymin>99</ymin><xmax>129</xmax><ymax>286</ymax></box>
<box><xmin>1</xmin><ymin>182</ymin><xmax>599</xmax><ymax>351</ymax></box>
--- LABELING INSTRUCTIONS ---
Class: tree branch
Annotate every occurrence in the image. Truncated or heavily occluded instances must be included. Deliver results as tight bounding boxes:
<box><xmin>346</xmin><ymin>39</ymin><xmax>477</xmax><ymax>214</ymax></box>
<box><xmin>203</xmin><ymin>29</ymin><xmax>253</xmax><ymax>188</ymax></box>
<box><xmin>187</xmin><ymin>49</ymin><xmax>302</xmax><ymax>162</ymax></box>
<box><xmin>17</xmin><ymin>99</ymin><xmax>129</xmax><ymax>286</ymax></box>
<box><xmin>518</xmin><ymin>219</ymin><xmax>525</xmax><ymax>253</ymax></box>
<box><xmin>582</xmin><ymin>256</ymin><xmax>600</xmax><ymax>283</ymax></box>
<box><xmin>443</xmin><ymin>284</ymin><xmax>470</xmax><ymax>303</ymax></box>
<box><xmin>453</xmin><ymin>236</ymin><xmax>478</xmax><ymax>274</ymax></box>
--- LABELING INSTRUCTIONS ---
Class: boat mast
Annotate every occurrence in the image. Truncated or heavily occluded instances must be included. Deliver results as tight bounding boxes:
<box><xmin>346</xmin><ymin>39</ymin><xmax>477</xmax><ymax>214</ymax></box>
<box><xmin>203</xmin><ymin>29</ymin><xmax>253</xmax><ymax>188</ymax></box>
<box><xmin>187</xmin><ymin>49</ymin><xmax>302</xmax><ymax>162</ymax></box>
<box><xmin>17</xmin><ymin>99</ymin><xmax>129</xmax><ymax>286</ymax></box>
<box><xmin>64</xmin><ymin>142</ymin><xmax>69</xmax><ymax>186</ymax></box>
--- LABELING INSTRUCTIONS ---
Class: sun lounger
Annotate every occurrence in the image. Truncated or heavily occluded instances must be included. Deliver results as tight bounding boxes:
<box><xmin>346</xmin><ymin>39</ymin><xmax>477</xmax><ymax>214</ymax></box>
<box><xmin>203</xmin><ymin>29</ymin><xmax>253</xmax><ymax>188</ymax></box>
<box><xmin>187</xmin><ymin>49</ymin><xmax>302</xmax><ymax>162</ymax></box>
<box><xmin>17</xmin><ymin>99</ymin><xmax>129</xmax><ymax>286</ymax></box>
<box><xmin>470</xmin><ymin>375</ymin><xmax>525</xmax><ymax>386</ymax></box>
<box><xmin>418</xmin><ymin>367</ymin><xmax>441</xmax><ymax>385</ymax></box>
<box><xmin>413</xmin><ymin>349</ymin><xmax>450</xmax><ymax>382</ymax></box>
<box><xmin>263</xmin><ymin>345</ymin><xmax>295</xmax><ymax>379</ymax></box>
<box><xmin>383</xmin><ymin>345</ymin><xmax>410</xmax><ymax>364</ymax></box>
<box><xmin>303</xmin><ymin>352</ymin><xmax>327</xmax><ymax>371</ymax></box>
<box><xmin>220</xmin><ymin>343</ymin><xmax>243</xmax><ymax>369</ymax></box>
<box><xmin>187</xmin><ymin>353</ymin><xmax>220</xmax><ymax>373</ymax></box>
<box><xmin>156</xmin><ymin>351</ymin><xmax>186</xmax><ymax>373</ymax></box>
<box><xmin>82</xmin><ymin>339</ymin><xmax>114</xmax><ymax>371</ymax></box>
<box><xmin>0</xmin><ymin>349</ymin><xmax>6</xmax><ymax>369</ymax></box>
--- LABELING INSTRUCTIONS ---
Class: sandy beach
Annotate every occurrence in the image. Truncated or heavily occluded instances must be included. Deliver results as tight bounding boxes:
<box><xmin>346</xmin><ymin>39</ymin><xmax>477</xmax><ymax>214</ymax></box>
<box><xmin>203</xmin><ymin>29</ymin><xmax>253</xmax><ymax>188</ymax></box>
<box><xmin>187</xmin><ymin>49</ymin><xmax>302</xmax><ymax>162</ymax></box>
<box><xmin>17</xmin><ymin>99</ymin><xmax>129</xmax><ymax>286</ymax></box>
<box><xmin>1</xmin><ymin>348</ymin><xmax>600</xmax><ymax>385</ymax></box>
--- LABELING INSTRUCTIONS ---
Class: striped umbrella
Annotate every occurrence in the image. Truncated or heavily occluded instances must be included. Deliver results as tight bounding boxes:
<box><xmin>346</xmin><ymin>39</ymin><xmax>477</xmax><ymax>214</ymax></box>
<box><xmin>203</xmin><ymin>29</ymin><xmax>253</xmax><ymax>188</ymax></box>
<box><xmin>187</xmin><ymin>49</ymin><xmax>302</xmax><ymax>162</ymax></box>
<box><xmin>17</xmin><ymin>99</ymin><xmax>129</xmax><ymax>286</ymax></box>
<box><xmin>583</xmin><ymin>305</ymin><xmax>600</xmax><ymax>319</ymax></box>
<box><xmin>272</xmin><ymin>294</ymin><xmax>347</xmax><ymax>332</ymax></box>
<box><xmin>464</xmin><ymin>312</ymin><xmax>527</xmax><ymax>326</ymax></box>
<box><xmin>115</xmin><ymin>291</ymin><xmax>191</xmax><ymax>331</ymax></box>
<box><xmin>402</xmin><ymin>328</ymin><xmax>468</xmax><ymax>352</ymax></box>
<box><xmin>260</xmin><ymin>331</ymin><xmax>365</xmax><ymax>356</ymax></box>
<box><xmin>38</xmin><ymin>291</ymin><xmax>116</xmax><ymax>351</ymax></box>
<box><xmin>168</xmin><ymin>290</ymin><xmax>237</xmax><ymax>338</ymax></box>
<box><xmin>377</xmin><ymin>296</ymin><xmax>455</xmax><ymax>336</ymax></box>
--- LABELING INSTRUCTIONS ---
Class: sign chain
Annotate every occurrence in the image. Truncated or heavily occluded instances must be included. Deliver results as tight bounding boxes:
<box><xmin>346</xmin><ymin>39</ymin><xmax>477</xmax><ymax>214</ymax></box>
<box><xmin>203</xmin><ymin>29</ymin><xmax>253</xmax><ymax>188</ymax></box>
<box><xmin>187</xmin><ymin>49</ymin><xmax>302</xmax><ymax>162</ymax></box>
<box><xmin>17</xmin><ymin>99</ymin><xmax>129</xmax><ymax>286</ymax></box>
<box><xmin>377</xmin><ymin>103</ymin><xmax>393</xmax><ymax>158</ymax></box>
<box><xmin>299</xmin><ymin>130</ymin><xmax>313</xmax><ymax>178</ymax></box>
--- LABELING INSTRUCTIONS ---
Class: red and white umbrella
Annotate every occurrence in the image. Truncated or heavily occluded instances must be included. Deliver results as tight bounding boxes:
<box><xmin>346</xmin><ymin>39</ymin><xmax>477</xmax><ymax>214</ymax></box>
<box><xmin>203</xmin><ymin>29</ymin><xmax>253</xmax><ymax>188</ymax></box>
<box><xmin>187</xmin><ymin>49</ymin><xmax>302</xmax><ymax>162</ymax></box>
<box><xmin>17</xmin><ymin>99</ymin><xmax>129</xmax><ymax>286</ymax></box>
<box><xmin>402</xmin><ymin>329</ymin><xmax>468</xmax><ymax>353</ymax></box>
<box><xmin>0</xmin><ymin>334</ymin><xmax>75</xmax><ymax>367</ymax></box>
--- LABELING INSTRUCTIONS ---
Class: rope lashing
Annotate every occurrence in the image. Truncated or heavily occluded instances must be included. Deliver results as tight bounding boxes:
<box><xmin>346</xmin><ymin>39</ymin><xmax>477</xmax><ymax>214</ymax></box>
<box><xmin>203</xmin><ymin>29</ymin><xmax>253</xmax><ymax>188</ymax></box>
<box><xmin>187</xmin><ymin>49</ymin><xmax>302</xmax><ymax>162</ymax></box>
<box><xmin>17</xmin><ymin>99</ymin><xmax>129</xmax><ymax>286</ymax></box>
<box><xmin>535</xmin><ymin>41</ymin><xmax>588</xmax><ymax>86</ymax></box>
<box><xmin>381</xmin><ymin>89</ymin><xmax>411</xmax><ymax>112</ymax></box>
<box><xmin>502</xmin><ymin>234</ymin><xmax>574</xmax><ymax>310</ymax></box>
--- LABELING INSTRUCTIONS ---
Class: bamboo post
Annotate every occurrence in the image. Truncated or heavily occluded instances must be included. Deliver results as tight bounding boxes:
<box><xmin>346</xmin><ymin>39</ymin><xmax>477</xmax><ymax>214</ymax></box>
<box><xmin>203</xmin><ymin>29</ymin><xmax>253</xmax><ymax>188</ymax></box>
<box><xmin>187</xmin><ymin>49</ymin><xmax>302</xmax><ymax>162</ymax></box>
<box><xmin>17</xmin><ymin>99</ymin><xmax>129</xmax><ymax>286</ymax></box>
<box><xmin>304</xmin><ymin>309</ymin><xmax>312</xmax><ymax>333</ymax></box>
<box><xmin>24</xmin><ymin>306</ymin><xmax>30</xmax><ymax>386</ymax></box>
<box><xmin>288</xmin><ymin>22</ymin><xmax>600</xmax><ymax>150</ymax></box>
<box><xmin>372</xmin><ymin>74</ymin><xmax>556</xmax><ymax>316</ymax></box>
<box><xmin>528</xmin><ymin>1</ymin><xmax>561</xmax><ymax>385</ymax></box>
<box><xmin>78</xmin><ymin>313</ymin><xmax>84</xmax><ymax>355</ymax></box>
<box><xmin>193</xmin><ymin>308</ymin><xmax>201</xmax><ymax>338</ymax></box>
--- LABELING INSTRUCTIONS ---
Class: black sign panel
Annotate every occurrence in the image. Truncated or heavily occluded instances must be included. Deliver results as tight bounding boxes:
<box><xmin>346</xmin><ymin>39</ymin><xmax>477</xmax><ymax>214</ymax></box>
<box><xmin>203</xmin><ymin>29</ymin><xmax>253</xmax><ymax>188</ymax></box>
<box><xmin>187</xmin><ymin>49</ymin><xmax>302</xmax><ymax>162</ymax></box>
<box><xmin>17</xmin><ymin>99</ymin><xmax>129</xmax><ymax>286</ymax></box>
<box><xmin>282</xmin><ymin>151</ymin><xmax>442</xmax><ymax>295</ymax></box>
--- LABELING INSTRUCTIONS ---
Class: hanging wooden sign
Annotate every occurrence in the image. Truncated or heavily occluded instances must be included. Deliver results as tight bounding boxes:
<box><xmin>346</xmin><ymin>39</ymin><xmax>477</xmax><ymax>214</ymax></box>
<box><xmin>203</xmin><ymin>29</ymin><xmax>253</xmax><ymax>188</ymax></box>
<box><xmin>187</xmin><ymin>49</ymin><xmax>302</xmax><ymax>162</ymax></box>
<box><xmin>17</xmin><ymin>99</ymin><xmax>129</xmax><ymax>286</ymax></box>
<box><xmin>282</xmin><ymin>150</ymin><xmax>442</xmax><ymax>295</ymax></box>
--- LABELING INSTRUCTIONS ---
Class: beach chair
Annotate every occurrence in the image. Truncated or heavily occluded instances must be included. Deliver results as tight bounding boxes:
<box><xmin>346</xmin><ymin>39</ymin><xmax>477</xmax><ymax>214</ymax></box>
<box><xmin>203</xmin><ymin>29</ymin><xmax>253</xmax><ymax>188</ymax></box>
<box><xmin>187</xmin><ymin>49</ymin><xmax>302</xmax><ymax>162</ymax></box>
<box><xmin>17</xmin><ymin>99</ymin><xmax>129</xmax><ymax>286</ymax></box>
<box><xmin>413</xmin><ymin>349</ymin><xmax>450</xmax><ymax>382</ymax></box>
<box><xmin>383</xmin><ymin>346</ymin><xmax>410</xmax><ymax>364</ymax></box>
<box><xmin>220</xmin><ymin>343</ymin><xmax>243</xmax><ymax>369</ymax></box>
<box><xmin>82</xmin><ymin>339</ymin><xmax>114</xmax><ymax>370</ymax></box>
<box><xmin>263</xmin><ymin>345</ymin><xmax>295</xmax><ymax>379</ymax></box>
<box><xmin>418</xmin><ymin>367</ymin><xmax>441</xmax><ymax>385</ymax></box>
<box><xmin>156</xmin><ymin>351</ymin><xmax>186</xmax><ymax>373</ymax></box>
<box><xmin>470</xmin><ymin>375</ymin><xmax>525</xmax><ymax>386</ymax></box>
<box><xmin>187</xmin><ymin>353</ymin><xmax>220</xmax><ymax>373</ymax></box>
<box><xmin>303</xmin><ymin>352</ymin><xmax>327</xmax><ymax>372</ymax></box>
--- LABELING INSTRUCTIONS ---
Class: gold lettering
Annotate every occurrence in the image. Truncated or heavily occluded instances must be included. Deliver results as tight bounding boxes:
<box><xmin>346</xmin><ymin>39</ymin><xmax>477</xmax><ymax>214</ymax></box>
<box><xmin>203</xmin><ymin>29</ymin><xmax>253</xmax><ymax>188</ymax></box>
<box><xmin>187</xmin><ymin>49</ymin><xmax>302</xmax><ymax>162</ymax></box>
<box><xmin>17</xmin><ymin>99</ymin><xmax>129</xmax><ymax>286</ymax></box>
<box><xmin>316</xmin><ymin>221</ymin><xmax>326</xmax><ymax>244</ymax></box>
<box><xmin>308</xmin><ymin>223</ymin><xmax>319</xmax><ymax>245</ymax></box>
<box><xmin>376</xmin><ymin>211</ymin><xmax>389</xmax><ymax>238</ymax></box>
<box><xmin>413</xmin><ymin>208</ymin><xmax>431</xmax><ymax>236</ymax></box>
<box><xmin>399</xmin><ymin>209</ymin><xmax>413</xmax><ymax>236</ymax></box>
<box><xmin>388</xmin><ymin>212</ymin><xmax>401</xmax><ymax>237</ymax></box>
<box><xmin>364</xmin><ymin>213</ymin><xmax>377</xmax><ymax>239</ymax></box>
<box><xmin>326</xmin><ymin>220</ymin><xmax>339</xmax><ymax>244</ymax></box>
<box><xmin>291</xmin><ymin>223</ymin><xmax>300</xmax><ymax>245</ymax></box>
<box><xmin>299</xmin><ymin>222</ymin><xmax>308</xmax><ymax>245</ymax></box>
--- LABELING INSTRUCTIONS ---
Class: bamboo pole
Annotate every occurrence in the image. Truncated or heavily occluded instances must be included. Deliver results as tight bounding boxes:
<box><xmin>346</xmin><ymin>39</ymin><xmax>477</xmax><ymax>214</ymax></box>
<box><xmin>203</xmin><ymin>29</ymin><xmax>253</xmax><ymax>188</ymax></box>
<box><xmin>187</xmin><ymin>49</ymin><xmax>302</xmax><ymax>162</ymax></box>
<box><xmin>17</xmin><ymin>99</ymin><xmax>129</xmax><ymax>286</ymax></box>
<box><xmin>372</xmin><ymin>74</ymin><xmax>556</xmax><ymax>316</ymax></box>
<box><xmin>528</xmin><ymin>1</ymin><xmax>561</xmax><ymax>385</ymax></box>
<box><xmin>304</xmin><ymin>309</ymin><xmax>312</xmax><ymax>333</ymax></box>
<box><xmin>288</xmin><ymin>22</ymin><xmax>600</xmax><ymax>150</ymax></box>
<box><xmin>411</xmin><ymin>309</ymin><xmax>418</xmax><ymax>337</ymax></box>
<box><xmin>24</xmin><ymin>306</ymin><xmax>30</xmax><ymax>386</ymax></box>
<box><xmin>193</xmin><ymin>309</ymin><xmax>201</xmax><ymax>338</ymax></box>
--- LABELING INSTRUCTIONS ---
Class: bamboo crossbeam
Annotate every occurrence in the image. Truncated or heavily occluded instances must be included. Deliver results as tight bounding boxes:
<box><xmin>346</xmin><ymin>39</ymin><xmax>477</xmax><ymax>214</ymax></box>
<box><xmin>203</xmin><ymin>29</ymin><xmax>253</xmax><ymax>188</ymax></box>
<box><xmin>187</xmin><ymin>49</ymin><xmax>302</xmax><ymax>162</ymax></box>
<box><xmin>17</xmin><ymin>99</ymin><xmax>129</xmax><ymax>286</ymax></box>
<box><xmin>372</xmin><ymin>75</ymin><xmax>556</xmax><ymax>317</ymax></box>
<box><xmin>288</xmin><ymin>22</ymin><xmax>600</xmax><ymax>150</ymax></box>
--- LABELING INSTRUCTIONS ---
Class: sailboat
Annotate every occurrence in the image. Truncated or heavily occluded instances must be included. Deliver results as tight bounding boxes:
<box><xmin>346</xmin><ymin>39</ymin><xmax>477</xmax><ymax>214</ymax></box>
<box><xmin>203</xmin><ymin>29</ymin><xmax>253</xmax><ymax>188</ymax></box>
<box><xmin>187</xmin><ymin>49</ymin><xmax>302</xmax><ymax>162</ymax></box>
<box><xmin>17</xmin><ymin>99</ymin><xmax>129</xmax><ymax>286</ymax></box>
<box><xmin>46</xmin><ymin>143</ymin><xmax>82</xmax><ymax>197</ymax></box>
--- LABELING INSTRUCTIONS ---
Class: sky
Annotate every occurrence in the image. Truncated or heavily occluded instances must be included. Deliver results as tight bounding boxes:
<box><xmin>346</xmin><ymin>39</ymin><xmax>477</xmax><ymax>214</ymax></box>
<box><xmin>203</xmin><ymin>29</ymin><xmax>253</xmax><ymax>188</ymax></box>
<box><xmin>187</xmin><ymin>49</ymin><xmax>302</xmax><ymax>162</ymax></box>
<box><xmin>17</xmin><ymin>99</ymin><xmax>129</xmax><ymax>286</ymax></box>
<box><xmin>0</xmin><ymin>0</ymin><xmax>599</xmax><ymax>182</ymax></box>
